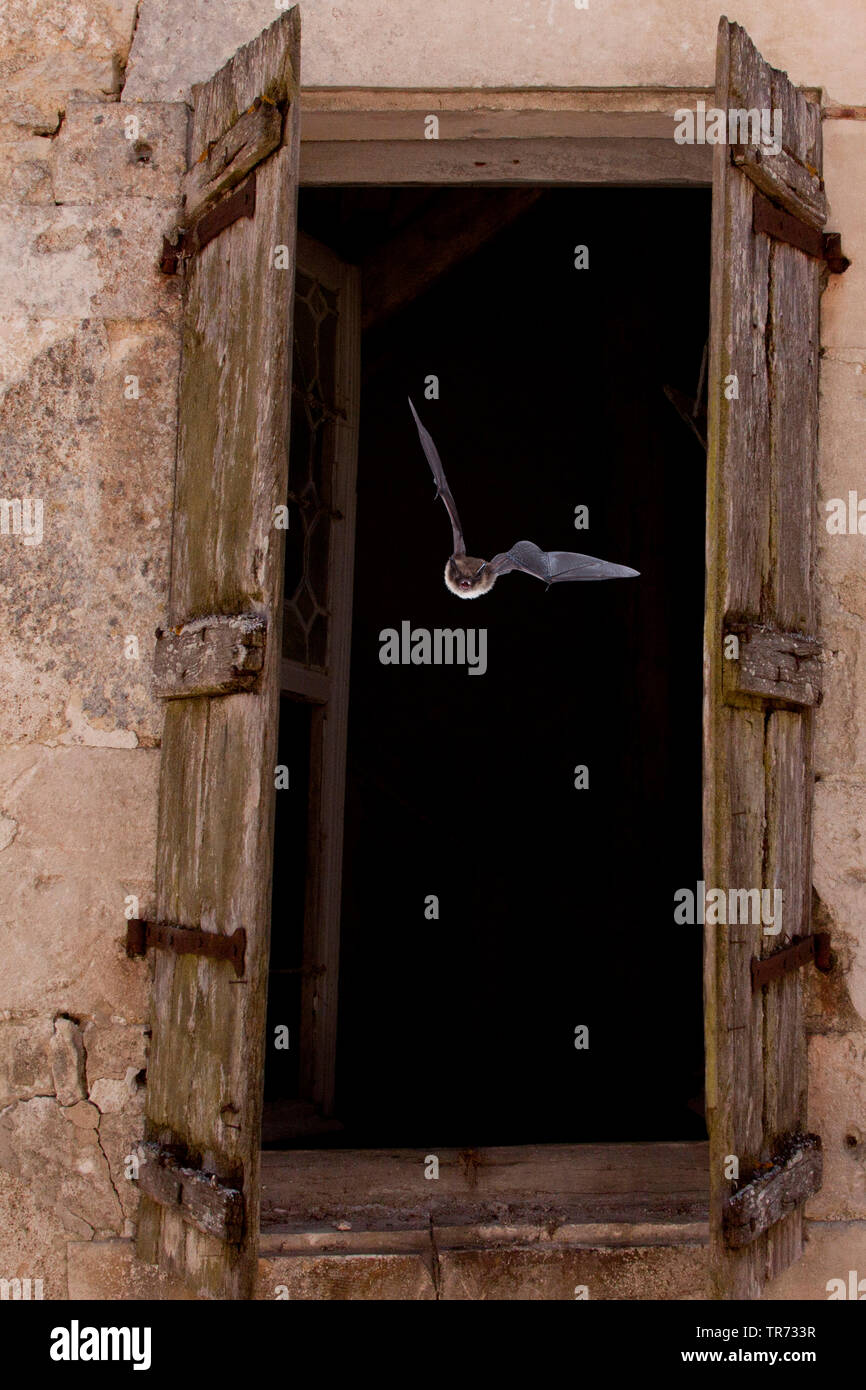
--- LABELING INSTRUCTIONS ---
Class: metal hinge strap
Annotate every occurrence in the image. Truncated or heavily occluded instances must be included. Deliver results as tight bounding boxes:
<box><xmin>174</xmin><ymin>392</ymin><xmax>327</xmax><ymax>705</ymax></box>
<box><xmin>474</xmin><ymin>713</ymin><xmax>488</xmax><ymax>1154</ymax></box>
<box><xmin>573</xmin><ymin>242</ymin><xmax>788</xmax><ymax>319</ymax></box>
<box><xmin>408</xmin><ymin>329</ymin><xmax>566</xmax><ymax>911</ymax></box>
<box><xmin>752</xmin><ymin>188</ymin><xmax>850</xmax><ymax>272</ymax></box>
<box><xmin>751</xmin><ymin>932</ymin><xmax>831</xmax><ymax>992</ymax></box>
<box><xmin>126</xmin><ymin>918</ymin><xmax>247</xmax><ymax>978</ymax></box>
<box><xmin>160</xmin><ymin>171</ymin><xmax>257</xmax><ymax>275</ymax></box>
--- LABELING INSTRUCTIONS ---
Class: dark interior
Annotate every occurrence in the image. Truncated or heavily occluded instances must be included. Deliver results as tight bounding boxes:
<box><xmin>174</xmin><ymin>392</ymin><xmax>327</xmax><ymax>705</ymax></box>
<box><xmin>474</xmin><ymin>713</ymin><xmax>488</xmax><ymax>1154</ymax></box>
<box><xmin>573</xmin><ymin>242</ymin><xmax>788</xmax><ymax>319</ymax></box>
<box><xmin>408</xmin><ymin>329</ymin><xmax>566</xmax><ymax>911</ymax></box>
<box><xmin>265</xmin><ymin>186</ymin><xmax>710</xmax><ymax>1148</ymax></box>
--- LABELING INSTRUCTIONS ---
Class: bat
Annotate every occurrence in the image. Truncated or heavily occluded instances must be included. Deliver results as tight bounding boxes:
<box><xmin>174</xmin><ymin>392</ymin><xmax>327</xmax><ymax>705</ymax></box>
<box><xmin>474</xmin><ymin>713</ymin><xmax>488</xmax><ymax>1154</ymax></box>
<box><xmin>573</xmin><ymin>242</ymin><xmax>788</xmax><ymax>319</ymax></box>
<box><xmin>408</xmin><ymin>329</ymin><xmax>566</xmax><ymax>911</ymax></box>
<box><xmin>408</xmin><ymin>398</ymin><xmax>640</xmax><ymax>599</ymax></box>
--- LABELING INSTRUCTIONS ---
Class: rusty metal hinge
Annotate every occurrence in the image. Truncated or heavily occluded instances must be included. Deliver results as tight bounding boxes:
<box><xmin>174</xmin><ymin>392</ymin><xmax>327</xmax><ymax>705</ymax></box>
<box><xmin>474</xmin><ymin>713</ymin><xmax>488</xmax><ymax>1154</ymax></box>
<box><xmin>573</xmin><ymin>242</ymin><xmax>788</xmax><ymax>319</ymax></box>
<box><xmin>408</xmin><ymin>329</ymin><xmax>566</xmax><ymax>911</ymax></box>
<box><xmin>126</xmin><ymin>918</ymin><xmax>247</xmax><ymax>977</ymax></box>
<box><xmin>160</xmin><ymin>171</ymin><xmax>257</xmax><ymax>275</ymax></box>
<box><xmin>751</xmin><ymin>932</ymin><xmax>831</xmax><ymax>992</ymax></box>
<box><xmin>752</xmin><ymin>188</ymin><xmax>850</xmax><ymax>273</ymax></box>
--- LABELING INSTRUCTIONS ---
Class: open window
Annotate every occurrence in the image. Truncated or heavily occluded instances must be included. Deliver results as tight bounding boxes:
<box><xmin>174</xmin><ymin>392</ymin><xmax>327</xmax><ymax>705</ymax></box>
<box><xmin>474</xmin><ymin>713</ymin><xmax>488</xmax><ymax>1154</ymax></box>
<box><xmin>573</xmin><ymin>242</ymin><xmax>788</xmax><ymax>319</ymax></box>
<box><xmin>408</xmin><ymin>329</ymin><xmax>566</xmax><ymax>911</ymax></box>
<box><xmin>135</xmin><ymin>10</ymin><xmax>837</xmax><ymax>1299</ymax></box>
<box><xmin>264</xmin><ymin>182</ymin><xmax>708</xmax><ymax>1152</ymax></box>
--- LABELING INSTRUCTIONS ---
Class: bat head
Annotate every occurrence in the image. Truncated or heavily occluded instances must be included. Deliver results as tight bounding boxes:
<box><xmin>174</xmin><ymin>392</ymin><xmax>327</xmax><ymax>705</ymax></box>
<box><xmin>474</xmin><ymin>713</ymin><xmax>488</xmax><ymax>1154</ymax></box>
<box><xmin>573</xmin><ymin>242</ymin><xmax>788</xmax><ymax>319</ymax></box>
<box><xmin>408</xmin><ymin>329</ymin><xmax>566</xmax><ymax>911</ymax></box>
<box><xmin>445</xmin><ymin>555</ymin><xmax>496</xmax><ymax>599</ymax></box>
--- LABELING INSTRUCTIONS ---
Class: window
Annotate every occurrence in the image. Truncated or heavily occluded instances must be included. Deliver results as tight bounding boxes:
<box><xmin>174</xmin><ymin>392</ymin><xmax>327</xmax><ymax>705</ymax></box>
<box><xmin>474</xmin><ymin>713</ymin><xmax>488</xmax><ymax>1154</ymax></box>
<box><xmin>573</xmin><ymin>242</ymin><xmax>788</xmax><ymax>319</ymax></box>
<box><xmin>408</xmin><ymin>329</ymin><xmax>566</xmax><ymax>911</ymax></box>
<box><xmin>136</xmin><ymin>12</ymin><xmax>833</xmax><ymax>1300</ymax></box>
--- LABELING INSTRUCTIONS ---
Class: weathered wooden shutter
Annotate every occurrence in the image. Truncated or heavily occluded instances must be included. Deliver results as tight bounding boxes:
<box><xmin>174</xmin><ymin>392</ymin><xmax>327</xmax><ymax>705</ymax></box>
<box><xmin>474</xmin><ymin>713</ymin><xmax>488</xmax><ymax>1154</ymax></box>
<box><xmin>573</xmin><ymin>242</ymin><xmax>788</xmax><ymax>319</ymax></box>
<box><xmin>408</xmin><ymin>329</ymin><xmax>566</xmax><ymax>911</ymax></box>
<box><xmin>133</xmin><ymin>9</ymin><xmax>300</xmax><ymax>1299</ymax></box>
<box><xmin>704</xmin><ymin>18</ymin><xmax>830</xmax><ymax>1299</ymax></box>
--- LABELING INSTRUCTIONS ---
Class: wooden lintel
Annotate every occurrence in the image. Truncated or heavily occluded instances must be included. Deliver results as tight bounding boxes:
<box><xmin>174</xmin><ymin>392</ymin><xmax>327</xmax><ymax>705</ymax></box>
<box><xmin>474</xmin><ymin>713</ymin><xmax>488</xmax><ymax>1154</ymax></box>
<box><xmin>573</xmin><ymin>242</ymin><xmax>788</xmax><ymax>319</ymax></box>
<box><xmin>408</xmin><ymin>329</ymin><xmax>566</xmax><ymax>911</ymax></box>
<box><xmin>137</xmin><ymin>1142</ymin><xmax>244</xmax><ymax>1245</ymax></box>
<box><xmin>723</xmin><ymin>1136</ymin><xmax>822</xmax><ymax>1248</ymax></box>
<box><xmin>153</xmin><ymin>613</ymin><xmax>267</xmax><ymax>699</ymax></box>
<box><xmin>184</xmin><ymin>99</ymin><xmax>283</xmax><ymax>224</ymax></box>
<box><xmin>301</xmin><ymin>137</ymin><xmax>713</xmax><ymax>187</ymax></box>
<box><xmin>723</xmin><ymin>622</ymin><xmax>822</xmax><ymax>708</ymax></box>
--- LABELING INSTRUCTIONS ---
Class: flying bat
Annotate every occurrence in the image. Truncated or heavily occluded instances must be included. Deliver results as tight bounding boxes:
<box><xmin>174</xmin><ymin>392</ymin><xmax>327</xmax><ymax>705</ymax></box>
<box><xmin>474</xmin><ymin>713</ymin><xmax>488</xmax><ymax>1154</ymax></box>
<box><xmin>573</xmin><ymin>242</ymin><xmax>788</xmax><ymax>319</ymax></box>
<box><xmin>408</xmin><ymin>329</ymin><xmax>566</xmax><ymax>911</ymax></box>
<box><xmin>408</xmin><ymin>398</ymin><xmax>640</xmax><ymax>599</ymax></box>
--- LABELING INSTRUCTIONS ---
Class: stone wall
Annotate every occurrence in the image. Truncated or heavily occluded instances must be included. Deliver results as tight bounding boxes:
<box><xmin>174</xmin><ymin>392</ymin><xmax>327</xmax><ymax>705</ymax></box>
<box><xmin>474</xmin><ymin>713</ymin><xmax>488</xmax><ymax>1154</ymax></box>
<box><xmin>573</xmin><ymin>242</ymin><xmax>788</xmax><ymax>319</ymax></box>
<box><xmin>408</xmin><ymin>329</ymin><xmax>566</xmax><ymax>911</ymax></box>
<box><xmin>0</xmin><ymin>1</ymin><xmax>185</xmax><ymax>1298</ymax></box>
<box><xmin>0</xmin><ymin>0</ymin><xmax>863</xmax><ymax>1300</ymax></box>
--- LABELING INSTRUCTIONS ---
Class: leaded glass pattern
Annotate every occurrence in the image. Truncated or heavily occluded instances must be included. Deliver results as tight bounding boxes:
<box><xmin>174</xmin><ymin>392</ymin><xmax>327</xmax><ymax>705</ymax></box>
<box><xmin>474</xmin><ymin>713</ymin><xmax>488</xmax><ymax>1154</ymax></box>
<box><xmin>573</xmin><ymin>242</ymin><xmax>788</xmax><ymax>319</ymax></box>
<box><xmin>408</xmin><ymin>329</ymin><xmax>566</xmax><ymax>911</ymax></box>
<box><xmin>283</xmin><ymin>272</ymin><xmax>341</xmax><ymax>669</ymax></box>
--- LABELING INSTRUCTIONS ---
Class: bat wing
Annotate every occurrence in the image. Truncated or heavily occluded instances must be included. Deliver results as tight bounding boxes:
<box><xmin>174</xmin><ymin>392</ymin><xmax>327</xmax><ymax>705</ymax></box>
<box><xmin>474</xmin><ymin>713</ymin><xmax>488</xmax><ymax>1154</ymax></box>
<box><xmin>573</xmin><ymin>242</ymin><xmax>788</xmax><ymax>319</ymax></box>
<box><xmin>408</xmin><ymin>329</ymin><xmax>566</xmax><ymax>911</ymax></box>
<box><xmin>487</xmin><ymin>540</ymin><xmax>639</xmax><ymax>584</ymax></box>
<box><xmin>408</xmin><ymin>397</ymin><xmax>465</xmax><ymax>555</ymax></box>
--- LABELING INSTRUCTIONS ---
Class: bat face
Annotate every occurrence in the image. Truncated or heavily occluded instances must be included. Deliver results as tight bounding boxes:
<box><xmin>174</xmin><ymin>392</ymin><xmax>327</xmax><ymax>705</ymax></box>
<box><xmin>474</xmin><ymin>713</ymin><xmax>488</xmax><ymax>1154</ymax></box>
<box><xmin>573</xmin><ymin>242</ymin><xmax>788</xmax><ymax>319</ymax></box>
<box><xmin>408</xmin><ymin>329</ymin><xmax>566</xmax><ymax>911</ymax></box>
<box><xmin>445</xmin><ymin>554</ymin><xmax>497</xmax><ymax>599</ymax></box>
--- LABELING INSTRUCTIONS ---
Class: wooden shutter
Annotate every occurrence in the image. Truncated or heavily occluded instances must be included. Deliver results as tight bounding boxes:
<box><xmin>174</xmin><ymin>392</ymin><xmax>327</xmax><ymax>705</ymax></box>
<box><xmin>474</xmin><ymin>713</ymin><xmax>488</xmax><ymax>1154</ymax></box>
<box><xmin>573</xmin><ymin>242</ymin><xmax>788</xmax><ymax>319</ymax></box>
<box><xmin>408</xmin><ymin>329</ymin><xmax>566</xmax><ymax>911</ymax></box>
<box><xmin>704</xmin><ymin>18</ymin><xmax>827</xmax><ymax>1299</ymax></box>
<box><xmin>134</xmin><ymin>9</ymin><xmax>300</xmax><ymax>1299</ymax></box>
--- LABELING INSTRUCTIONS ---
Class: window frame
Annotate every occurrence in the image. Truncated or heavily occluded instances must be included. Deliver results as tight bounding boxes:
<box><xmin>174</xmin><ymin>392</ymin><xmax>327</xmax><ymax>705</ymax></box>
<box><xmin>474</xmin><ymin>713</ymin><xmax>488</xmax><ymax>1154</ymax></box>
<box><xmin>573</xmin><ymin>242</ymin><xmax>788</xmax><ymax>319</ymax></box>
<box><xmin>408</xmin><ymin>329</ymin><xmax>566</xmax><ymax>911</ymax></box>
<box><xmin>265</xmin><ymin>93</ymin><xmax>717</xmax><ymax>1245</ymax></box>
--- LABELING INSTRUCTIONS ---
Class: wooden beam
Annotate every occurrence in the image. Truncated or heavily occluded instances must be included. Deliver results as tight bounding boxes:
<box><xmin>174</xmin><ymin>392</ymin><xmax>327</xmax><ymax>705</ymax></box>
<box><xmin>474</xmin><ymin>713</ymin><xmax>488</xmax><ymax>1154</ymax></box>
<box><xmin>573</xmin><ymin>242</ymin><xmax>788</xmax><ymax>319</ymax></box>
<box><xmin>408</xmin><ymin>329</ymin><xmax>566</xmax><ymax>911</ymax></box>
<box><xmin>261</xmin><ymin>1142</ymin><xmax>710</xmax><ymax>1228</ymax></box>
<box><xmin>361</xmin><ymin>188</ymin><xmax>541</xmax><ymax>331</ymax></box>
<box><xmin>723</xmin><ymin>622</ymin><xmax>822</xmax><ymax>708</ymax></box>
<box><xmin>153</xmin><ymin>613</ymin><xmax>266</xmax><ymax>699</ymax></box>
<box><xmin>299</xmin><ymin>86</ymin><xmax>820</xmax><ymax>123</ymax></box>
<box><xmin>723</xmin><ymin>1135</ymin><xmax>822</xmax><ymax>1248</ymax></box>
<box><xmin>137</xmin><ymin>1143</ymin><xmax>245</xmax><ymax>1245</ymax></box>
<box><xmin>301</xmin><ymin>138</ymin><xmax>713</xmax><ymax>187</ymax></box>
<box><xmin>731</xmin><ymin>144</ymin><xmax>826</xmax><ymax>230</ymax></box>
<box><xmin>184</xmin><ymin>99</ymin><xmax>283</xmax><ymax>224</ymax></box>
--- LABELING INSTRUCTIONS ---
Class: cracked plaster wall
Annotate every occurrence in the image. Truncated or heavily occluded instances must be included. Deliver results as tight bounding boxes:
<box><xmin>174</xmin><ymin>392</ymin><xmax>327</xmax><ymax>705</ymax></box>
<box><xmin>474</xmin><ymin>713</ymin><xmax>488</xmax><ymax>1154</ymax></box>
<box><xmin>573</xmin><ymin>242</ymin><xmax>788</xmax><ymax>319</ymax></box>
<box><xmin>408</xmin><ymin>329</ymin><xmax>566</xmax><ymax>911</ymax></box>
<box><xmin>0</xmin><ymin>0</ymin><xmax>864</xmax><ymax>1300</ymax></box>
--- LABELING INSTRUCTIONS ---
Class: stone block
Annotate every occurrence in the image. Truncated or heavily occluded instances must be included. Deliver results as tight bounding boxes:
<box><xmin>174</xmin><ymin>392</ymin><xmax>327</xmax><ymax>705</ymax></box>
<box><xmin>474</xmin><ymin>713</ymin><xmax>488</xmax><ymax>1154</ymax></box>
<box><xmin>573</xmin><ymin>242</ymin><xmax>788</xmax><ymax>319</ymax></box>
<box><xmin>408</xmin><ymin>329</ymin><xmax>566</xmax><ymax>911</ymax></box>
<box><xmin>83</xmin><ymin>1021</ymin><xmax>148</xmax><ymax>1084</ymax></box>
<box><xmin>805</xmin><ymin>1036</ymin><xmax>866</xmax><ymax>1220</ymax></box>
<box><xmin>0</xmin><ymin>1165</ymin><xmax>70</xmax><ymax>1299</ymax></box>
<box><xmin>0</xmin><ymin>746</ymin><xmax>157</xmax><ymax>1020</ymax></box>
<box><xmin>437</xmin><ymin>1243</ymin><xmax>707</xmax><ymax>1300</ymax></box>
<box><xmin>813</xmin><ymin>614</ymin><xmax>863</xmax><ymax>780</ymax></box>
<box><xmin>0</xmin><ymin>1017</ymin><xmax>54</xmax><ymax>1106</ymax></box>
<box><xmin>762</xmin><ymin>1220</ymin><xmax>866</xmax><ymax>1299</ymax></box>
<box><xmin>94</xmin><ymin>1110</ymin><xmax>145</xmax><ymax>1223</ymax></box>
<box><xmin>0</xmin><ymin>0</ymin><xmax>139</xmax><ymax>134</ymax></box>
<box><xmin>0</xmin><ymin>203</ymin><xmax>180</xmax><ymax>323</ymax></box>
<box><xmin>50</xmin><ymin>1017</ymin><xmax>87</xmax><ymax>1106</ymax></box>
<box><xmin>257</xmin><ymin>1252</ymin><xmax>437</xmax><ymax>1300</ymax></box>
<box><xmin>822</xmin><ymin>123</ymin><xmax>866</xmax><ymax>352</ymax></box>
<box><xmin>67</xmin><ymin>1238</ymin><xmax>194</xmax><ymax>1299</ymax></box>
<box><xmin>0</xmin><ymin>57</ymin><xmax>118</xmax><ymax>139</ymax></box>
<box><xmin>89</xmin><ymin>1070</ymin><xmax>145</xmax><ymax>1115</ymax></box>
<box><xmin>0</xmin><ymin>1095</ymin><xmax>122</xmax><ymax>1236</ymax></box>
<box><xmin>0</xmin><ymin>138</ymin><xmax>54</xmax><ymax>204</ymax></box>
<box><xmin>0</xmin><ymin>318</ymin><xmax>176</xmax><ymax>745</ymax></box>
<box><xmin>52</xmin><ymin>103</ymin><xmax>187</xmax><ymax>205</ymax></box>
<box><xmin>812</xmin><ymin>780</ymin><xmax>866</xmax><ymax>1023</ymax></box>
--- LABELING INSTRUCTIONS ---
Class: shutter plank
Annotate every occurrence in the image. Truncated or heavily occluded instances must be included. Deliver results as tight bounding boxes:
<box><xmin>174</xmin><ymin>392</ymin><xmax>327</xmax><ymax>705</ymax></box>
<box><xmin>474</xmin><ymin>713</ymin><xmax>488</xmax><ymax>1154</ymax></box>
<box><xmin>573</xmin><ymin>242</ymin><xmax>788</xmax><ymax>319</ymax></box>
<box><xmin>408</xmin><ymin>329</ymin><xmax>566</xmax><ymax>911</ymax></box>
<box><xmin>705</xmin><ymin>19</ymin><xmax>823</xmax><ymax>1299</ymax></box>
<box><xmin>723</xmin><ymin>161</ymin><xmax>771</xmax><ymax>620</ymax></box>
<box><xmin>138</xmin><ymin>8</ymin><xmax>300</xmax><ymax>1300</ymax></box>
<box><xmin>183</xmin><ymin>101</ymin><xmax>282</xmax><ymax>224</ymax></box>
<box><xmin>769</xmin><ymin>244</ymin><xmax>820</xmax><ymax>631</ymax></box>
<box><xmin>173</xmin><ymin>140</ymin><xmax>297</xmax><ymax>620</ymax></box>
<box><xmin>762</xmin><ymin>710</ymin><xmax>811</xmax><ymax>1278</ymax></box>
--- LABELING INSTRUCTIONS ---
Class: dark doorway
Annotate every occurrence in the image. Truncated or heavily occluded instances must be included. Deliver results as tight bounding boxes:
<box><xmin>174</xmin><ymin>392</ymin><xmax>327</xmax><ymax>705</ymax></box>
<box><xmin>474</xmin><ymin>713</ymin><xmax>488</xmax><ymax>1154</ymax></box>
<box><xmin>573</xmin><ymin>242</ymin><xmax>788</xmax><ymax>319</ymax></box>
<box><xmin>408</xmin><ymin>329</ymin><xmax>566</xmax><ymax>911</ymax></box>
<box><xmin>265</xmin><ymin>186</ymin><xmax>709</xmax><ymax>1148</ymax></box>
